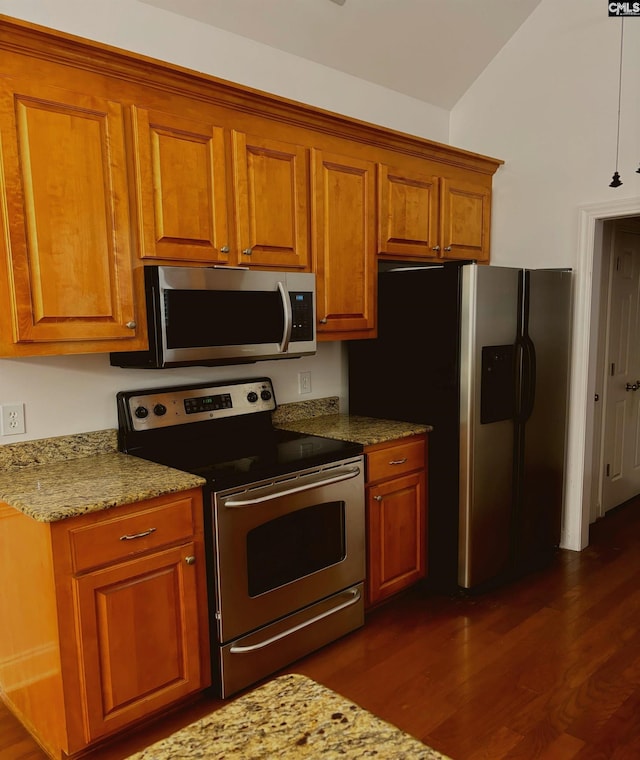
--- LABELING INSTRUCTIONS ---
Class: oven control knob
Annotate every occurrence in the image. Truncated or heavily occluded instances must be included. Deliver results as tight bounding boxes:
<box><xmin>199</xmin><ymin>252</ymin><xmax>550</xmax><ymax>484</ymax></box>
<box><xmin>260</xmin><ymin>390</ymin><xmax>272</xmax><ymax>401</ymax></box>
<box><xmin>247</xmin><ymin>392</ymin><xmax>258</xmax><ymax>403</ymax></box>
<box><xmin>134</xmin><ymin>406</ymin><xmax>149</xmax><ymax>419</ymax></box>
<box><xmin>153</xmin><ymin>404</ymin><xmax>167</xmax><ymax>416</ymax></box>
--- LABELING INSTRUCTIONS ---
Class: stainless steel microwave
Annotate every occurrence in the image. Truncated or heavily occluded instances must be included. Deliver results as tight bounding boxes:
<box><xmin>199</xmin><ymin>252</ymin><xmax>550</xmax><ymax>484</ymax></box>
<box><xmin>110</xmin><ymin>266</ymin><xmax>316</xmax><ymax>368</ymax></box>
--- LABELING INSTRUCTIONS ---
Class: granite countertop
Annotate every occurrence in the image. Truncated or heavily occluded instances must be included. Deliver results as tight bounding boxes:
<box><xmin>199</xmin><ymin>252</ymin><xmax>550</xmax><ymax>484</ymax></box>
<box><xmin>0</xmin><ymin>430</ymin><xmax>204</xmax><ymax>522</ymax></box>
<box><xmin>126</xmin><ymin>673</ymin><xmax>451</xmax><ymax>760</ymax></box>
<box><xmin>275</xmin><ymin>413</ymin><xmax>432</xmax><ymax>447</ymax></box>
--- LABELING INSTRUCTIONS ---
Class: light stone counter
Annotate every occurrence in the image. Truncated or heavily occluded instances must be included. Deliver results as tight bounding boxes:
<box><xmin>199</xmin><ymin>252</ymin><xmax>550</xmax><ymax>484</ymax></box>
<box><xmin>126</xmin><ymin>673</ymin><xmax>452</xmax><ymax>760</ymax></box>
<box><xmin>275</xmin><ymin>412</ymin><xmax>432</xmax><ymax>448</ymax></box>
<box><xmin>0</xmin><ymin>429</ymin><xmax>204</xmax><ymax>522</ymax></box>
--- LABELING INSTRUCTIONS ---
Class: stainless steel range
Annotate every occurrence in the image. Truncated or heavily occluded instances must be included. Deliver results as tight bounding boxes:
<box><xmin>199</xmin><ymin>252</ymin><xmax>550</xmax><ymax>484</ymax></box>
<box><xmin>117</xmin><ymin>378</ymin><xmax>365</xmax><ymax>698</ymax></box>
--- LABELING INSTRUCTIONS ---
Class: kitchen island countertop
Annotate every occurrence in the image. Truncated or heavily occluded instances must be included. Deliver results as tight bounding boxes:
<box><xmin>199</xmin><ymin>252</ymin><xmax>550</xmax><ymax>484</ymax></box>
<box><xmin>126</xmin><ymin>673</ymin><xmax>451</xmax><ymax>760</ymax></box>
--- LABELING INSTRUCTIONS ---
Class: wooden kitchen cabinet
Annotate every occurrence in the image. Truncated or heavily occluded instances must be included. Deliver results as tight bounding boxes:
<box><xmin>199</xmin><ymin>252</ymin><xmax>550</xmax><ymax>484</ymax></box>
<box><xmin>0</xmin><ymin>488</ymin><xmax>209</xmax><ymax>759</ymax></box>
<box><xmin>312</xmin><ymin>148</ymin><xmax>377</xmax><ymax>340</ymax></box>
<box><xmin>365</xmin><ymin>435</ymin><xmax>427</xmax><ymax>607</ymax></box>
<box><xmin>132</xmin><ymin>111</ymin><xmax>310</xmax><ymax>269</ymax></box>
<box><xmin>378</xmin><ymin>164</ymin><xmax>492</xmax><ymax>262</ymax></box>
<box><xmin>0</xmin><ymin>17</ymin><xmax>502</xmax><ymax>357</ymax></box>
<box><xmin>0</xmin><ymin>76</ymin><xmax>146</xmax><ymax>357</ymax></box>
<box><xmin>131</xmin><ymin>106</ymin><xmax>231</xmax><ymax>263</ymax></box>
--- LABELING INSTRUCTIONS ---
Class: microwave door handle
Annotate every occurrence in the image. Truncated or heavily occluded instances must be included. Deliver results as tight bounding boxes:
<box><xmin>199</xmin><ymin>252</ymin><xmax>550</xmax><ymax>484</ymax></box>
<box><xmin>278</xmin><ymin>281</ymin><xmax>292</xmax><ymax>353</ymax></box>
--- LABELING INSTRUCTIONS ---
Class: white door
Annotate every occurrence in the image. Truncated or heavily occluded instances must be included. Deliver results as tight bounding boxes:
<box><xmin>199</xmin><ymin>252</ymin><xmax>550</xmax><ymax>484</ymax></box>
<box><xmin>602</xmin><ymin>227</ymin><xmax>640</xmax><ymax>512</ymax></box>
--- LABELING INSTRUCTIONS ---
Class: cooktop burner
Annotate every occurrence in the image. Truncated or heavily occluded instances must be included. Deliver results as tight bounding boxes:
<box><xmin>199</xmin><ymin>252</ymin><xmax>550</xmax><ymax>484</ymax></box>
<box><xmin>117</xmin><ymin>377</ymin><xmax>362</xmax><ymax>491</ymax></box>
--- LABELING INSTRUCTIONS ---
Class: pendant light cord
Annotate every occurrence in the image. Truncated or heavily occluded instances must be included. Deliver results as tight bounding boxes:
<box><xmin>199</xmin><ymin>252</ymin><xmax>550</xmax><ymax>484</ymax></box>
<box><xmin>614</xmin><ymin>18</ymin><xmax>624</xmax><ymax>171</ymax></box>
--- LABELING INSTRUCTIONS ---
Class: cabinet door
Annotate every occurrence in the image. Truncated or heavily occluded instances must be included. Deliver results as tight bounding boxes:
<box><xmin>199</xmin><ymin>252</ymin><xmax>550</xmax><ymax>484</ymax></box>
<box><xmin>367</xmin><ymin>470</ymin><xmax>426</xmax><ymax>606</ymax></box>
<box><xmin>0</xmin><ymin>79</ymin><xmax>142</xmax><ymax>351</ymax></box>
<box><xmin>131</xmin><ymin>106</ymin><xmax>230</xmax><ymax>263</ymax></box>
<box><xmin>74</xmin><ymin>543</ymin><xmax>203</xmax><ymax>741</ymax></box>
<box><xmin>378</xmin><ymin>164</ymin><xmax>439</xmax><ymax>258</ymax></box>
<box><xmin>440</xmin><ymin>176</ymin><xmax>491</xmax><ymax>262</ymax></box>
<box><xmin>312</xmin><ymin>149</ymin><xmax>376</xmax><ymax>338</ymax></box>
<box><xmin>232</xmin><ymin>131</ymin><xmax>309</xmax><ymax>269</ymax></box>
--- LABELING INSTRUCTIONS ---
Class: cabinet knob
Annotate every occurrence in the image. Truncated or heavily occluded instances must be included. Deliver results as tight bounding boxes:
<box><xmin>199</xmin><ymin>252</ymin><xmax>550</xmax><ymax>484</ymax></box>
<box><xmin>242</xmin><ymin>247</ymin><xmax>253</xmax><ymax>256</ymax></box>
<box><xmin>444</xmin><ymin>246</ymin><xmax>452</xmax><ymax>252</ymax></box>
<box><xmin>220</xmin><ymin>245</ymin><xmax>230</xmax><ymax>254</ymax></box>
<box><xmin>373</xmin><ymin>495</ymin><xmax>383</xmax><ymax>501</ymax></box>
<box><xmin>319</xmin><ymin>317</ymin><xmax>328</xmax><ymax>324</ymax></box>
<box><xmin>185</xmin><ymin>556</ymin><xmax>196</xmax><ymax>565</ymax></box>
<box><xmin>432</xmin><ymin>245</ymin><xmax>440</xmax><ymax>252</ymax></box>
<box><xmin>125</xmin><ymin>321</ymin><xmax>137</xmax><ymax>330</ymax></box>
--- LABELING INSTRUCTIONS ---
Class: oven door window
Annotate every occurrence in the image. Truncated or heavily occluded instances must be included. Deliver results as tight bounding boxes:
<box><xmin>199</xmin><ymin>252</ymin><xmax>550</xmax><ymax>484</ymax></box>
<box><xmin>246</xmin><ymin>501</ymin><xmax>346</xmax><ymax>597</ymax></box>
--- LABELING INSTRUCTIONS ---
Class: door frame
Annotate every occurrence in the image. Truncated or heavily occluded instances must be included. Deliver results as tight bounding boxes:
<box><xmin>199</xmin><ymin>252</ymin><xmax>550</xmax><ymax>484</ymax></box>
<box><xmin>565</xmin><ymin>197</ymin><xmax>640</xmax><ymax>552</ymax></box>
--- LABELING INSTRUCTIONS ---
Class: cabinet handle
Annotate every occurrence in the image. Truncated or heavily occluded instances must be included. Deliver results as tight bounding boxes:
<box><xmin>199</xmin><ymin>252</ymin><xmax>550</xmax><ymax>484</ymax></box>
<box><xmin>444</xmin><ymin>246</ymin><xmax>452</xmax><ymax>252</ymax></box>
<box><xmin>432</xmin><ymin>245</ymin><xmax>440</xmax><ymax>252</ymax></box>
<box><xmin>320</xmin><ymin>317</ymin><xmax>328</xmax><ymax>324</ymax></box>
<box><xmin>373</xmin><ymin>495</ymin><xmax>383</xmax><ymax>501</ymax></box>
<box><xmin>125</xmin><ymin>321</ymin><xmax>137</xmax><ymax>330</ymax></box>
<box><xmin>242</xmin><ymin>247</ymin><xmax>253</xmax><ymax>256</ymax></box>
<box><xmin>120</xmin><ymin>527</ymin><xmax>156</xmax><ymax>541</ymax></box>
<box><xmin>185</xmin><ymin>556</ymin><xmax>196</xmax><ymax>565</ymax></box>
<box><xmin>220</xmin><ymin>245</ymin><xmax>230</xmax><ymax>254</ymax></box>
<box><xmin>389</xmin><ymin>458</ymin><xmax>408</xmax><ymax>465</ymax></box>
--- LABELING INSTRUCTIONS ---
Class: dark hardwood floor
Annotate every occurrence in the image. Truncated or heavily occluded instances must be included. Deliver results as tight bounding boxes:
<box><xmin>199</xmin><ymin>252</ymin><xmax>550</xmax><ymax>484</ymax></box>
<box><xmin>3</xmin><ymin>498</ymin><xmax>640</xmax><ymax>759</ymax></box>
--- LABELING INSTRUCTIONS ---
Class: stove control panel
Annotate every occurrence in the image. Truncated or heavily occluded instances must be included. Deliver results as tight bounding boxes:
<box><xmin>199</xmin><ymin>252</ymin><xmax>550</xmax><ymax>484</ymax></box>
<box><xmin>120</xmin><ymin>378</ymin><xmax>277</xmax><ymax>432</ymax></box>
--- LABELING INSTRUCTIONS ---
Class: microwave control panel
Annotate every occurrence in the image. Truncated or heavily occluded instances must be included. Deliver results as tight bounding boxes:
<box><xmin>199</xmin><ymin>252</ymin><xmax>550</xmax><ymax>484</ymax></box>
<box><xmin>290</xmin><ymin>292</ymin><xmax>314</xmax><ymax>340</ymax></box>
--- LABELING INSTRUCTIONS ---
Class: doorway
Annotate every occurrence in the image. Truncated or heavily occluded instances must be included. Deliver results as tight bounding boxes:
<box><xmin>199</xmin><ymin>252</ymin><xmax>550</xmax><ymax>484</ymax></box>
<box><xmin>566</xmin><ymin>198</ymin><xmax>640</xmax><ymax>554</ymax></box>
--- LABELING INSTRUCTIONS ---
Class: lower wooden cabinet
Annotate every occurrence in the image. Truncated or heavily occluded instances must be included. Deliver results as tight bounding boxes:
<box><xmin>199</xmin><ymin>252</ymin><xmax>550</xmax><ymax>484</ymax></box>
<box><xmin>0</xmin><ymin>488</ymin><xmax>210</xmax><ymax>759</ymax></box>
<box><xmin>365</xmin><ymin>435</ymin><xmax>428</xmax><ymax>607</ymax></box>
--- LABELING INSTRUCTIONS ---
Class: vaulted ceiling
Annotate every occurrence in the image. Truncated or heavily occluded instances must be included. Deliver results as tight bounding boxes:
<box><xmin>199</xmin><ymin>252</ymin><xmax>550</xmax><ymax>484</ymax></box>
<box><xmin>140</xmin><ymin>0</ymin><xmax>543</xmax><ymax>110</ymax></box>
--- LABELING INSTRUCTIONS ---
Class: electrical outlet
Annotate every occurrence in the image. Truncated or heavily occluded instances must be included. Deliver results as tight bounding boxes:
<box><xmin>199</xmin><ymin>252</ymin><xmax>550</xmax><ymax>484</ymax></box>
<box><xmin>298</xmin><ymin>371</ymin><xmax>312</xmax><ymax>395</ymax></box>
<box><xmin>1</xmin><ymin>403</ymin><xmax>25</xmax><ymax>436</ymax></box>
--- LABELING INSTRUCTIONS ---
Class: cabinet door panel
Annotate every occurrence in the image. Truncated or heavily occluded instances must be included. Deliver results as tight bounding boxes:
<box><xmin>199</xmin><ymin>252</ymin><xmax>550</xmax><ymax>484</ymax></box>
<box><xmin>378</xmin><ymin>164</ymin><xmax>439</xmax><ymax>258</ymax></box>
<box><xmin>367</xmin><ymin>470</ymin><xmax>426</xmax><ymax>606</ymax></box>
<box><xmin>312</xmin><ymin>149</ymin><xmax>376</xmax><ymax>337</ymax></box>
<box><xmin>0</xmin><ymin>80</ymin><xmax>139</xmax><ymax>345</ymax></box>
<box><xmin>132</xmin><ymin>107</ymin><xmax>230</xmax><ymax>262</ymax></box>
<box><xmin>233</xmin><ymin>131</ymin><xmax>309</xmax><ymax>269</ymax></box>
<box><xmin>75</xmin><ymin>544</ymin><xmax>202</xmax><ymax>740</ymax></box>
<box><xmin>440</xmin><ymin>177</ymin><xmax>491</xmax><ymax>261</ymax></box>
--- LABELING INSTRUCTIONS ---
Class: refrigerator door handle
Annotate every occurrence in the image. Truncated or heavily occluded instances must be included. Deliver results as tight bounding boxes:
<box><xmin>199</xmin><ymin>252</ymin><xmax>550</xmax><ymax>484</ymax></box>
<box><xmin>520</xmin><ymin>337</ymin><xmax>537</xmax><ymax>423</ymax></box>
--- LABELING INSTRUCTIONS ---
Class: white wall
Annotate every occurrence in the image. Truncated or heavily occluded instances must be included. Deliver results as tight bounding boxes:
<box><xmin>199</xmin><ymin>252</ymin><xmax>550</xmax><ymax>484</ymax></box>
<box><xmin>450</xmin><ymin>0</ymin><xmax>640</xmax><ymax>552</ymax></box>
<box><xmin>0</xmin><ymin>0</ymin><xmax>447</xmax><ymax>443</ymax></box>
<box><xmin>451</xmin><ymin>0</ymin><xmax>640</xmax><ymax>266</ymax></box>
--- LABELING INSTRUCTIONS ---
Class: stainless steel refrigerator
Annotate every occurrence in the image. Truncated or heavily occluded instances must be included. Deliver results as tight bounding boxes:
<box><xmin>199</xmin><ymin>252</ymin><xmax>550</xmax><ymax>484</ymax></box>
<box><xmin>348</xmin><ymin>261</ymin><xmax>572</xmax><ymax>593</ymax></box>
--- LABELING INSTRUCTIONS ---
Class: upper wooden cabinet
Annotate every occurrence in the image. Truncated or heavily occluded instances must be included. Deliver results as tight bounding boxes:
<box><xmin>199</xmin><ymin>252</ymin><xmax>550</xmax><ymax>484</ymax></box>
<box><xmin>378</xmin><ymin>164</ymin><xmax>492</xmax><ymax>262</ymax></box>
<box><xmin>440</xmin><ymin>175</ymin><xmax>491</xmax><ymax>262</ymax></box>
<box><xmin>232</xmin><ymin>131</ymin><xmax>310</xmax><ymax>269</ymax></box>
<box><xmin>313</xmin><ymin>149</ymin><xmax>377</xmax><ymax>340</ymax></box>
<box><xmin>131</xmin><ymin>106</ymin><xmax>230</xmax><ymax>263</ymax></box>
<box><xmin>0</xmin><ymin>16</ymin><xmax>502</xmax><ymax>356</ymax></box>
<box><xmin>0</xmin><ymin>77</ymin><xmax>145</xmax><ymax>356</ymax></box>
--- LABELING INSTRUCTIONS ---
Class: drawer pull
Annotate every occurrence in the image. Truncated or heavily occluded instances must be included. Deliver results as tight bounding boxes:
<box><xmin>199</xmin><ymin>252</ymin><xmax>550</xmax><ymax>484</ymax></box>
<box><xmin>389</xmin><ymin>458</ymin><xmax>408</xmax><ymax>465</ymax></box>
<box><xmin>119</xmin><ymin>527</ymin><xmax>157</xmax><ymax>541</ymax></box>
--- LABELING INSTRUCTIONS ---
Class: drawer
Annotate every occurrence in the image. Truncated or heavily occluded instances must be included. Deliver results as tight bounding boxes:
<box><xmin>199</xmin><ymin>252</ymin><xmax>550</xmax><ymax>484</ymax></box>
<box><xmin>366</xmin><ymin>437</ymin><xmax>425</xmax><ymax>483</ymax></box>
<box><xmin>67</xmin><ymin>493</ymin><xmax>198</xmax><ymax>573</ymax></box>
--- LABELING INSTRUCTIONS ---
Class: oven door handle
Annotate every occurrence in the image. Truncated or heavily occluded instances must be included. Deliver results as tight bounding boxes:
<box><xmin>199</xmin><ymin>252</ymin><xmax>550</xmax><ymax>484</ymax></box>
<box><xmin>223</xmin><ymin>465</ymin><xmax>362</xmax><ymax>507</ymax></box>
<box><xmin>278</xmin><ymin>281</ymin><xmax>292</xmax><ymax>353</ymax></box>
<box><xmin>228</xmin><ymin>587</ymin><xmax>362</xmax><ymax>654</ymax></box>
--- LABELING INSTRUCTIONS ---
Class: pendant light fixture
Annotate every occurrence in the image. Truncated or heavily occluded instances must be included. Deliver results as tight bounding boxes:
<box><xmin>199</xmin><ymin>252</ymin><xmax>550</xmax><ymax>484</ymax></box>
<box><xmin>609</xmin><ymin>18</ymin><xmax>624</xmax><ymax>188</ymax></box>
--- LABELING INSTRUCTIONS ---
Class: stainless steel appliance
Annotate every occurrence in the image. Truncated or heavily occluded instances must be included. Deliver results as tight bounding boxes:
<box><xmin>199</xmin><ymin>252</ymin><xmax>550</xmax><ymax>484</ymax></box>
<box><xmin>116</xmin><ymin>378</ymin><xmax>365</xmax><ymax>697</ymax></box>
<box><xmin>110</xmin><ymin>266</ymin><xmax>316</xmax><ymax>368</ymax></box>
<box><xmin>349</xmin><ymin>262</ymin><xmax>572</xmax><ymax>592</ymax></box>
